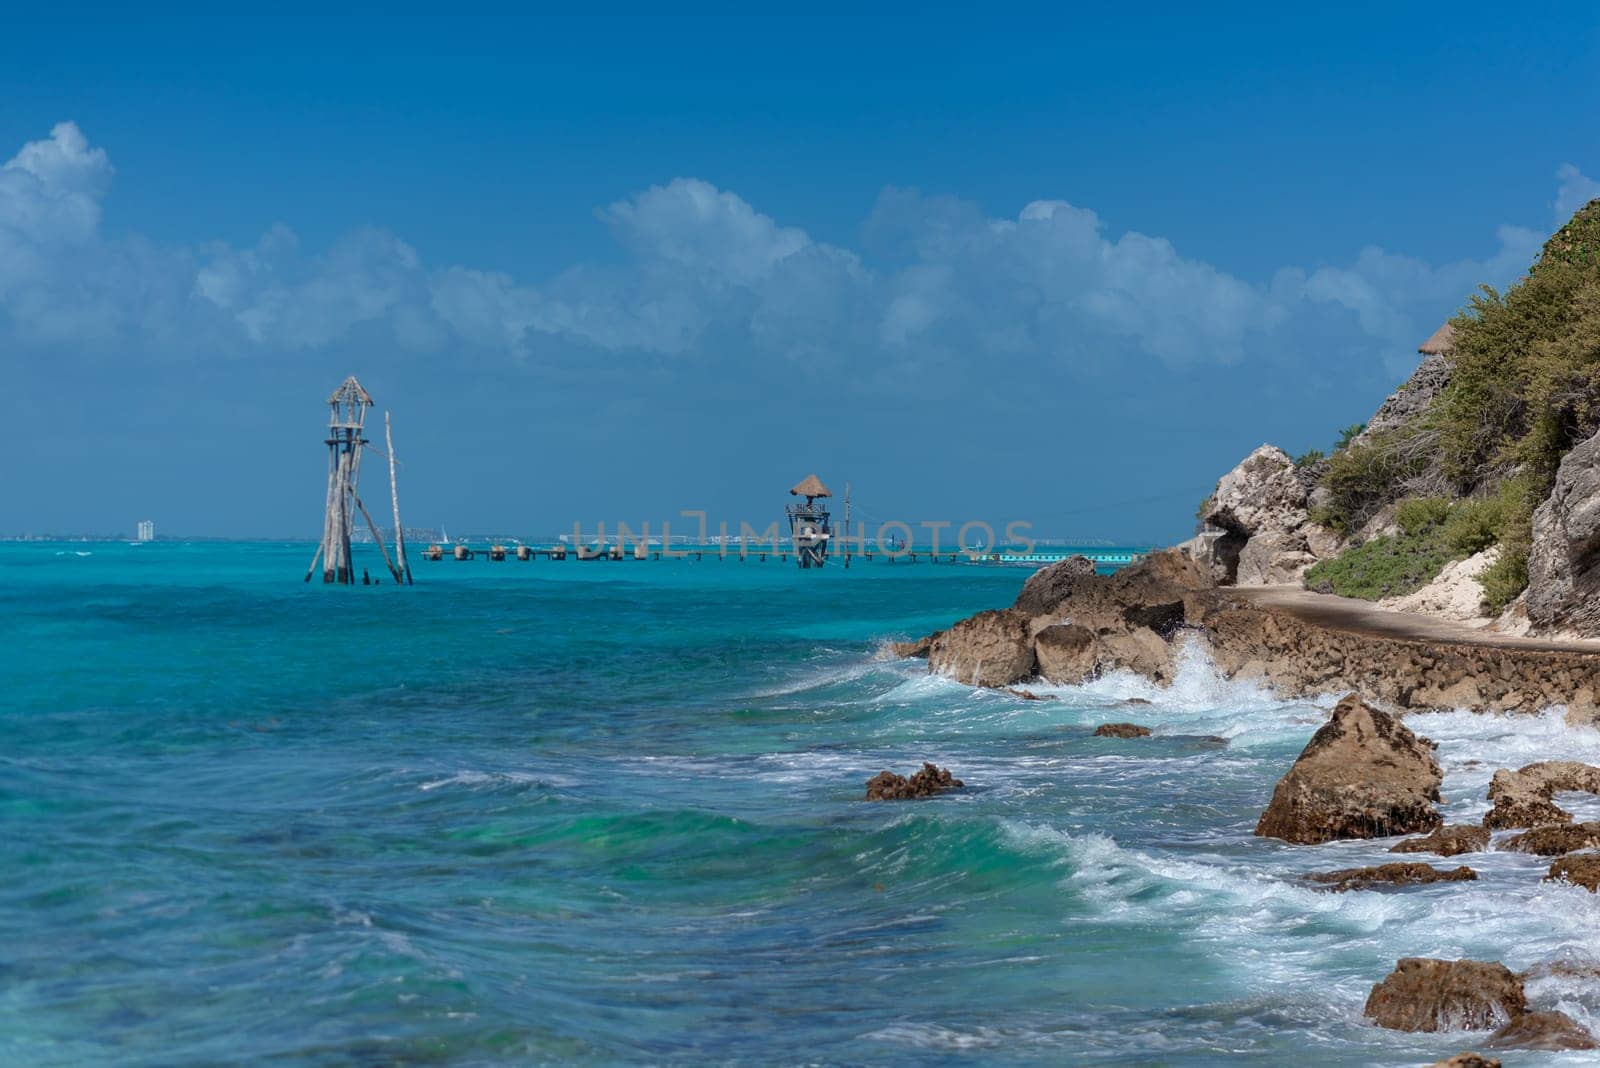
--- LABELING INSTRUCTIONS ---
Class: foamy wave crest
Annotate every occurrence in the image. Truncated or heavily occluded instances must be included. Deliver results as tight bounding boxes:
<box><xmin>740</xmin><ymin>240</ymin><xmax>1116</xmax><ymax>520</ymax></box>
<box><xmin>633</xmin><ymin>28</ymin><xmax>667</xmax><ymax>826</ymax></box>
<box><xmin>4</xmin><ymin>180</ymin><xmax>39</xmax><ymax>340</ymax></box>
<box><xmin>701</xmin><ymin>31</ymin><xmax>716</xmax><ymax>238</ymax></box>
<box><xmin>999</xmin><ymin>819</ymin><xmax>1600</xmax><ymax>1013</ymax></box>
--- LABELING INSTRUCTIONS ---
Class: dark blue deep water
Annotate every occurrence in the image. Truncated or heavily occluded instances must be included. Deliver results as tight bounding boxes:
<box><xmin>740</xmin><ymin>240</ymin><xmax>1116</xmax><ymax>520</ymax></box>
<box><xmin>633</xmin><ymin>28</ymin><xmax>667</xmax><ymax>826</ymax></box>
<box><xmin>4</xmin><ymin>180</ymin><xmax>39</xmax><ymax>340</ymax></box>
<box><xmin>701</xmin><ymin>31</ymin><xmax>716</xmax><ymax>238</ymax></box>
<box><xmin>4</xmin><ymin>543</ymin><xmax>1599</xmax><ymax>1066</ymax></box>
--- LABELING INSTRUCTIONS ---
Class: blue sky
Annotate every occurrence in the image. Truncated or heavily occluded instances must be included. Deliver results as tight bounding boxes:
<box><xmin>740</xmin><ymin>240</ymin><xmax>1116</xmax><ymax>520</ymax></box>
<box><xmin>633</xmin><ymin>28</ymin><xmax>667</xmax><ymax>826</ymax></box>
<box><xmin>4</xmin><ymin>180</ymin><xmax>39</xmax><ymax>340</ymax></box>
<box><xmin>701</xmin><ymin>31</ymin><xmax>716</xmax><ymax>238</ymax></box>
<box><xmin>4</xmin><ymin>9</ymin><xmax>1599</xmax><ymax>542</ymax></box>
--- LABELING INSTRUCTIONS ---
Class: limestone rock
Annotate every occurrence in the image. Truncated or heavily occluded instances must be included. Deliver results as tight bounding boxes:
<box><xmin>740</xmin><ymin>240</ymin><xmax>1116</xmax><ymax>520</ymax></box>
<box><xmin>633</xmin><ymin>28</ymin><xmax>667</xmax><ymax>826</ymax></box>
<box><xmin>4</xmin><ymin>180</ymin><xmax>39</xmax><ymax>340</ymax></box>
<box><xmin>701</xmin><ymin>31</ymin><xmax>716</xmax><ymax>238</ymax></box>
<box><xmin>864</xmin><ymin>763</ymin><xmax>963</xmax><ymax>801</ymax></box>
<box><xmin>1390</xmin><ymin>825</ymin><xmax>1490</xmax><ymax>857</ymax></box>
<box><xmin>1482</xmin><ymin>761</ymin><xmax>1600</xmax><ymax>829</ymax></box>
<box><xmin>1356</xmin><ymin>352</ymin><xmax>1453</xmax><ymax>446</ymax></box>
<box><xmin>1093</xmin><ymin>722</ymin><xmax>1152</xmax><ymax>738</ymax></box>
<box><xmin>1097</xmin><ymin>627</ymin><xmax>1174</xmax><ymax>685</ymax></box>
<box><xmin>1304</xmin><ymin>862</ymin><xmax>1475</xmax><ymax>892</ymax></box>
<box><xmin>1195</xmin><ymin>444</ymin><xmax>1341</xmax><ymax>586</ymax></box>
<box><xmin>928</xmin><ymin>608</ymin><xmax>1036</xmax><ymax>687</ymax></box>
<box><xmin>1503</xmin><ymin>821</ymin><xmax>1600</xmax><ymax>855</ymax></box>
<box><xmin>1485</xmin><ymin>1010</ymin><xmax>1597</xmax><ymax>1051</ymax></box>
<box><xmin>1205</xmin><ymin>445</ymin><xmax>1307</xmax><ymax>536</ymax></box>
<box><xmin>1235</xmin><ymin>527</ymin><xmax>1319</xmax><ymax>586</ymax></box>
<box><xmin>1528</xmin><ymin>424</ymin><xmax>1600</xmax><ymax>635</ymax></box>
<box><xmin>1378</xmin><ymin>548</ymin><xmax>1497</xmax><ymax>622</ymax></box>
<box><xmin>1256</xmin><ymin>694</ymin><xmax>1443</xmax><ymax>844</ymax></box>
<box><xmin>1012</xmin><ymin>555</ymin><xmax>1099</xmax><ymax>616</ymax></box>
<box><xmin>1034</xmin><ymin>624</ymin><xmax>1098</xmax><ymax>684</ymax></box>
<box><xmin>1363</xmin><ymin>958</ymin><xmax>1527</xmax><ymax>1032</ymax></box>
<box><xmin>892</xmin><ymin>633</ymin><xmax>935</xmax><ymax>659</ymax></box>
<box><xmin>1545</xmin><ymin>854</ymin><xmax>1600</xmax><ymax>891</ymax></box>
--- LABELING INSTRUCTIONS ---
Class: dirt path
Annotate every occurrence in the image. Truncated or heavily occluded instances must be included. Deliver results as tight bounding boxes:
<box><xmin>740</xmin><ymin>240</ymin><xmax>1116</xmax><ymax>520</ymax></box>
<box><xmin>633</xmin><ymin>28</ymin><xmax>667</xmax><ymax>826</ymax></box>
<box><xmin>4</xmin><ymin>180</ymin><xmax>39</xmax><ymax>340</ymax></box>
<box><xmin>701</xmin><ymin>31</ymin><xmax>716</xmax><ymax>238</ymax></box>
<box><xmin>1229</xmin><ymin>586</ymin><xmax>1600</xmax><ymax>655</ymax></box>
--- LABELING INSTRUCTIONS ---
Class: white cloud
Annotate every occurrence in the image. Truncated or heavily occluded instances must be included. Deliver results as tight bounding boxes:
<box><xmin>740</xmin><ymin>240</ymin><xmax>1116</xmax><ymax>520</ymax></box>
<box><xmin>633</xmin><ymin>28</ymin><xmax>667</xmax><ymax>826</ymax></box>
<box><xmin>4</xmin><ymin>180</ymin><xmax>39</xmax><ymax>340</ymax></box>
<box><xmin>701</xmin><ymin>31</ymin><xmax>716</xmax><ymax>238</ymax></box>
<box><xmin>1555</xmin><ymin>163</ymin><xmax>1600</xmax><ymax>221</ymax></box>
<box><xmin>0</xmin><ymin>122</ymin><xmax>1588</xmax><ymax>378</ymax></box>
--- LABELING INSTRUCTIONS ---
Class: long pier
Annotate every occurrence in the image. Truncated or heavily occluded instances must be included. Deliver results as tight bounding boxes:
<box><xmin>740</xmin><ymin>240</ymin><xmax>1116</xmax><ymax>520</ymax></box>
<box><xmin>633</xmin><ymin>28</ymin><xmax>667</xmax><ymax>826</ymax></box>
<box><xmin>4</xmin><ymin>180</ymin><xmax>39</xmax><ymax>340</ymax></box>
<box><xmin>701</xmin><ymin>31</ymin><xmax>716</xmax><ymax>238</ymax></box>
<box><xmin>420</xmin><ymin>544</ymin><xmax>1146</xmax><ymax>568</ymax></box>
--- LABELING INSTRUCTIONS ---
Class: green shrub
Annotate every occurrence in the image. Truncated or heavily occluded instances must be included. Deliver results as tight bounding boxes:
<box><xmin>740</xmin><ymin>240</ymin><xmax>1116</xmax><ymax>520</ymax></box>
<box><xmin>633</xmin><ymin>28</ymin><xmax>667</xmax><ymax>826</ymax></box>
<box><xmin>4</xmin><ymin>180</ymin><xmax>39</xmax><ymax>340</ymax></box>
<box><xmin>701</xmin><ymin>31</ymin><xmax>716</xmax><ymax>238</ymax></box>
<box><xmin>1316</xmin><ymin>428</ymin><xmax>1435</xmax><ymax>534</ymax></box>
<box><xmin>1304</xmin><ymin>529</ymin><xmax>1456</xmax><ymax>601</ymax></box>
<box><xmin>1294</xmin><ymin>448</ymin><xmax>1326</xmax><ymax>468</ymax></box>
<box><xmin>1395</xmin><ymin>496</ymin><xmax>1450</xmax><ymax>535</ymax></box>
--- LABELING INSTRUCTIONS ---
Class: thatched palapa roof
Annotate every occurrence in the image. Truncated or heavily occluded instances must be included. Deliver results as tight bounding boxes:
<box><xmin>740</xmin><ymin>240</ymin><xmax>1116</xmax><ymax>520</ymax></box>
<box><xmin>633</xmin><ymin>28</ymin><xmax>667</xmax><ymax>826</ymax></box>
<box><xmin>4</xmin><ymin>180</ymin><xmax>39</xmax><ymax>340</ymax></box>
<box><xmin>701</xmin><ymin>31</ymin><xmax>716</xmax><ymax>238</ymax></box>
<box><xmin>1418</xmin><ymin>323</ymin><xmax>1457</xmax><ymax>356</ymax></box>
<box><xmin>328</xmin><ymin>375</ymin><xmax>374</xmax><ymax>406</ymax></box>
<box><xmin>790</xmin><ymin>474</ymin><xmax>832</xmax><ymax>498</ymax></box>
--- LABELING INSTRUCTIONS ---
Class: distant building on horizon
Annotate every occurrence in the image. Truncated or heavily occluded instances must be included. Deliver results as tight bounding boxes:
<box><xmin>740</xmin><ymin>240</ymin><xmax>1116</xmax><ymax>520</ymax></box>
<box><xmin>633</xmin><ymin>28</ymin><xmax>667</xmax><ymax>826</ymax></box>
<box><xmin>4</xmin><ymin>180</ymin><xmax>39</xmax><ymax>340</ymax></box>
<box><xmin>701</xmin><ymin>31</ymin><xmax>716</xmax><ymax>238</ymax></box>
<box><xmin>136</xmin><ymin>520</ymin><xmax>155</xmax><ymax>542</ymax></box>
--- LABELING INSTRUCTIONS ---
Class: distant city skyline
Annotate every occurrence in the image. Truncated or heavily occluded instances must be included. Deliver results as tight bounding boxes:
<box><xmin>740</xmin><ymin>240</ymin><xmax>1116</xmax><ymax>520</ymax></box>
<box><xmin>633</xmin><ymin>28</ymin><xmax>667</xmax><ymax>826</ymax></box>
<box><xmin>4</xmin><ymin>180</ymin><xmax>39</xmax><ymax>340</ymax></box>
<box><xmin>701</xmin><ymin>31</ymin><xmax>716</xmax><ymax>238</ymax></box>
<box><xmin>4</xmin><ymin>10</ymin><xmax>1599</xmax><ymax>543</ymax></box>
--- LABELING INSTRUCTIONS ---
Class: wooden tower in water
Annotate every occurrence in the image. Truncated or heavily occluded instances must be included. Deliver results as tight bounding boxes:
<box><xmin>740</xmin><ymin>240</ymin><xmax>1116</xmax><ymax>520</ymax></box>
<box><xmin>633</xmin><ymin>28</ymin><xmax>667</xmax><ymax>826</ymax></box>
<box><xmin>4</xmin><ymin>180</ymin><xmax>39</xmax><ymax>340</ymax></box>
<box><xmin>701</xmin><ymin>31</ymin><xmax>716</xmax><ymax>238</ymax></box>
<box><xmin>306</xmin><ymin>375</ymin><xmax>413</xmax><ymax>585</ymax></box>
<box><xmin>786</xmin><ymin>474</ymin><xmax>833</xmax><ymax>569</ymax></box>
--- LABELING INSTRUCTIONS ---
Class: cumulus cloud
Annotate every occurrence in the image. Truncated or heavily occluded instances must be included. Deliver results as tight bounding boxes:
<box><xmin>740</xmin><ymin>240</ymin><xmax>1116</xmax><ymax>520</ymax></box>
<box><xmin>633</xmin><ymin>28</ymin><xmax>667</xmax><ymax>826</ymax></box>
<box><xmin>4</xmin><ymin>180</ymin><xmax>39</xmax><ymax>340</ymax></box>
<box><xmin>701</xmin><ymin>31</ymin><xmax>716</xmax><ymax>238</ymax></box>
<box><xmin>0</xmin><ymin>121</ymin><xmax>1587</xmax><ymax>377</ymax></box>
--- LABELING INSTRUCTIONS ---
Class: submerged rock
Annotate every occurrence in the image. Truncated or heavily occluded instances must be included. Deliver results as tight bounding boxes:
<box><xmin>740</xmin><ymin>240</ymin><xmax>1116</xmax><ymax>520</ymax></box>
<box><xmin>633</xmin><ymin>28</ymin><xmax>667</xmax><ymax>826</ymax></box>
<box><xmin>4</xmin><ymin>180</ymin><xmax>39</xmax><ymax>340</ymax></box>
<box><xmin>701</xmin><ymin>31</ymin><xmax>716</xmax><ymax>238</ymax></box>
<box><xmin>864</xmin><ymin>763</ymin><xmax>963</xmax><ymax>801</ymax></box>
<box><xmin>1363</xmin><ymin>958</ymin><xmax>1527</xmax><ymax>1032</ymax></box>
<box><xmin>1545</xmin><ymin>854</ymin><xmax>1600</xmax><ymax>891</ymax></box>
<box><xmin>1503</xmin><ymin>821</ymin><xmax>1600</xmax><ymax>855</ymax></box>
<box><xmin>1482</xmin><ymin>761</ymin><xmax>1600</xmax><ymax>829</ymax></box>
<box><xmin>1093</xmin><ymin>722</ymin><xmax>1152</xmax><ymax>738</ymax></box>
<box><xmin>1426</xmin><ymin>1055</ymin><xmax>1500</xmax><ymax>1068</ymax></box>
<box><xmin>1002</xmin><ymin>687</ymin><xmax>1055</xmax><ymax>701</ymax></box>
<box><xmin>1485</xmin><ymin>1009</ymin><xmax>1597</xmax><ymax>1051</ymax></box>
<box><xmin>1390</xmin><ymin>824</ymin><xmax>1490</xmax><ymax>857</ymax></box>
<box><xmin>1305</xmin><ymin>862</ymin><xmax>1475</xmax><ymax>892</ymax></box>
<box><xmin>1256</xmin><ymin>694</ymin><xmax>1443</xmax><ymax>844</ymax></box>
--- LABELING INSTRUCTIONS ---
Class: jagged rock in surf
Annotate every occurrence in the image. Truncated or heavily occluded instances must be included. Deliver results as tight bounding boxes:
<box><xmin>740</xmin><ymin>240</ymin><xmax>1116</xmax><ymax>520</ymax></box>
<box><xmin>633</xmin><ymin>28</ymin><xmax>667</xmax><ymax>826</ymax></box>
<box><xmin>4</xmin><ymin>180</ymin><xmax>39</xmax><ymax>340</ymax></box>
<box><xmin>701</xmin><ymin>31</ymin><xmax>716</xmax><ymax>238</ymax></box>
<box><xmin>1363</xmin><ymin>958</ymin><xmax>1527</xmax><ymax>1032</ymax></box>
<box><xmin>891</xmin><ymin>634</ymin><xmax>935</xmax><ymax>659</ymax></box>
<box><xmin>1304</xmin><ymin>862</ymin><xmax>1475</xmax><ymax>892</ymax></box>
<box><xmin>1003</xmin><ymin>687</ymin><xmax>1055</xmax><ymax>701</ymax></box>
<box><xmin>1482</xmin><ymin>761</ymin><xmax>1600</xmax><ymax>829</ymax></box>
<box><xmin>927</xmin><ymin>608</ymin><xmax>1036</xmax><ymax>687</ymax></box>
<box><xmin>1390</xmin><ymin>824</ymin><xmax>1490</xmax><ymax>857</ymax></box>
<box><xmin>1545</xmin><ymin>854</ymin><xmax>1600</xmax><ymax>892</ymax></box>
<box><xmin>1093</xmin><ymin>722</ymin><xmax>1152</xmax><ymax>738</ymax></box>
<box><xmin>1503</xmin><ymin>821</ymin><xmax>1600</xmax><ymax>855</ymax></box>
<box><xmin>1485</xmin><ymin>1010</ymin><xmax>1597</xmax><ymax>1051</ymax></box>
<box><xmin>864</xmin><ymin>762</ymin><xmax>963</xmax><ymax>801</ymax></box>
<box><xmin>1034</xmin><ymin>624</ymin><xmax>1098</xmax><ymax>684</ymax></box>
<box><xmin>1255</xmin><ymin>694</ymin><xmax>1442</xmax><ymax>844</ymax></box>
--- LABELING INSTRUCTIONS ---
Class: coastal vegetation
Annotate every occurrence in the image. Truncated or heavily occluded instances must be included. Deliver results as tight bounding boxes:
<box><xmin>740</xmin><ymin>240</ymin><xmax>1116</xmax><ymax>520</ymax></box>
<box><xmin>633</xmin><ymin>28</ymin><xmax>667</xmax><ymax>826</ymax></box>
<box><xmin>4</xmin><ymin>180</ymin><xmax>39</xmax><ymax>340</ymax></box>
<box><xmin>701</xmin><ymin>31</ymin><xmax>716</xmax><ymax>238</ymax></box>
<box><xmin>1303</xmin><ymin>199</ymin><xmax>1600</xmax><ymax>609</ymax></box>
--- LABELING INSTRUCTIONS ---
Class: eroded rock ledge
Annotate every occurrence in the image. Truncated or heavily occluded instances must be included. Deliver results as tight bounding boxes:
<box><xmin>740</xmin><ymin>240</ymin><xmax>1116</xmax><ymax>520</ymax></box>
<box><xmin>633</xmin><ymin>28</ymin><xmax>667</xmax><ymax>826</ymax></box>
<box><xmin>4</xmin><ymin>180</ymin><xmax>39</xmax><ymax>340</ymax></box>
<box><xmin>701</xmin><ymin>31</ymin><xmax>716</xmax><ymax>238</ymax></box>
<box><xmin>910</xmin><ymin>549</ymin><xmax>1600</xmax><ymax>715</ymax></box>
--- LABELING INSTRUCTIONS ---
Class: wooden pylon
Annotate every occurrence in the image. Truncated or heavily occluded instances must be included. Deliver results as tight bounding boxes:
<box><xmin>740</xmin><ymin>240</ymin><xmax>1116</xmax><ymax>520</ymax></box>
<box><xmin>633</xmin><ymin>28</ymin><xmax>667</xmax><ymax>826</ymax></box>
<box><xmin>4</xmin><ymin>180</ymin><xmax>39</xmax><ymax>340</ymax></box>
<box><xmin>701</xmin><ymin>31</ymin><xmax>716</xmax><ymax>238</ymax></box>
<box><xmin>305</xmin><ymin>376</ymin><xmax>408</xmax><ymax>585</ymax></box>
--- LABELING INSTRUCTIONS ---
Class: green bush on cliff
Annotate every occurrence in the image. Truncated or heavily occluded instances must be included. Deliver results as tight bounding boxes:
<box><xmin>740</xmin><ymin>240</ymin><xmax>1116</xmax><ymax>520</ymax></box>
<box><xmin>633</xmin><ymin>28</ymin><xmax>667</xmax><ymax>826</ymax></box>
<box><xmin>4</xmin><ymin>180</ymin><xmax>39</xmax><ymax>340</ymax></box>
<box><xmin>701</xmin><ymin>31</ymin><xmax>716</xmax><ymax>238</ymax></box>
<box><xmin>1304</xmin><ymin>527</ymin><xmax>1456</xmax><ymax>600</ymax></box>
<box><xmin>1306</xmin><ymin>199</ymin><xmax>1600</xmax><ymax>606</ymax></box>
<box><xmin>1307</xmin><ymin>486</ymin><xmax>1526</xmax><ymax>602</ymax></box>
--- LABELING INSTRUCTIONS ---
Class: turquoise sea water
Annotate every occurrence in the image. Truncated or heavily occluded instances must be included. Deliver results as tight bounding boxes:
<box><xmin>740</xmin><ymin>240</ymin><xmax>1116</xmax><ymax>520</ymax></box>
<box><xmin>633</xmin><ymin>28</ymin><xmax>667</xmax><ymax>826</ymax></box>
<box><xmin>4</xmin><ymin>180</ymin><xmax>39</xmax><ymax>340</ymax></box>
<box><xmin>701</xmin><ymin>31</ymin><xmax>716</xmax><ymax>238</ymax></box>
<box><xmin>4</xmin><ymin>543</ymin><xmax>1600</xmax><ymax>1066</ymax></box>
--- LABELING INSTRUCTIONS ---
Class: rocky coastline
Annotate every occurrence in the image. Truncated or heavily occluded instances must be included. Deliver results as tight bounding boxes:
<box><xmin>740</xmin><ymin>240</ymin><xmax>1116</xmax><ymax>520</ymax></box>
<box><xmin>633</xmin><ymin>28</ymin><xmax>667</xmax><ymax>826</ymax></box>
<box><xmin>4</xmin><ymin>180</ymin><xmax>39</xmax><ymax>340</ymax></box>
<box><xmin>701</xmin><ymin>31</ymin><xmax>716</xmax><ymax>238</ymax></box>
<box><xmin>882</xmin><ymin>204</ymin><xmax>1600</xmax><ymax>1056</ymax></box>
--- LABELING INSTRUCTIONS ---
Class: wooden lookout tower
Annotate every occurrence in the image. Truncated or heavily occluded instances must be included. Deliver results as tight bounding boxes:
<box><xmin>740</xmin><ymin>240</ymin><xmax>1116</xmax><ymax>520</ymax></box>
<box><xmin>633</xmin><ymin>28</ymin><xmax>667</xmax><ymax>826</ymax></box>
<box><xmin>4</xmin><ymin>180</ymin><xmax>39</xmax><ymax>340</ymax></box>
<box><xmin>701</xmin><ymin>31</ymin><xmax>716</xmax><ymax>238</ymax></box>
<box><xmin>786</xmin><ymin>474</ymin><xmax>833</xmax><ymax>569</ymax></box>
<box><xmin>305</xmin><ymin>375</ymin><xmax>413</xmax><ymax>586</ymax></box>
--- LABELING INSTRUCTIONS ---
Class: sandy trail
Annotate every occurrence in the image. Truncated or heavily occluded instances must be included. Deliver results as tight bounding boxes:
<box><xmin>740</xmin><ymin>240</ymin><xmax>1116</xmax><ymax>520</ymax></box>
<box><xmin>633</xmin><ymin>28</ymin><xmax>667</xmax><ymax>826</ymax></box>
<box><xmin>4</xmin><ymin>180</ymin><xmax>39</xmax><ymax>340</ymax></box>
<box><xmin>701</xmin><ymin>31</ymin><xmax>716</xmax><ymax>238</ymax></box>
<box><xmin>1229</xmin><ymin>586</ymin><xmax>1600</xmax><ymax>655</ymax></box>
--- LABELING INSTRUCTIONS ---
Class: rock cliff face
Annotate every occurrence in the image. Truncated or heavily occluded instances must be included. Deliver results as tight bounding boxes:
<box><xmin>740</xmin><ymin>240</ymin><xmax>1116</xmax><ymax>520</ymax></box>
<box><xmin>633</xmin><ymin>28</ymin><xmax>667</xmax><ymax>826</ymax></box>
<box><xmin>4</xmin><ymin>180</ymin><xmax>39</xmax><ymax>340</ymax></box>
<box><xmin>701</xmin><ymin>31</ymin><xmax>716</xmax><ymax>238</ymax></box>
<box><xmin>1528</xmin><ymin>426</ymin><xmax>1600</xmax><ymax>634</ymax></box>
<box><xmin>1354</xmin><ymin>352</ymin><xmax>1453</xmax><ymax>446</ymax></box>
<box><xmin>1255</xmin><ymin>695</ymin><xmax>1442</xmax><ymax>844</ymax></box>
<box><xmin>1186</xmin><ymin>445</ymin><xmax>1340</xmax><ymax>586</ymax></box>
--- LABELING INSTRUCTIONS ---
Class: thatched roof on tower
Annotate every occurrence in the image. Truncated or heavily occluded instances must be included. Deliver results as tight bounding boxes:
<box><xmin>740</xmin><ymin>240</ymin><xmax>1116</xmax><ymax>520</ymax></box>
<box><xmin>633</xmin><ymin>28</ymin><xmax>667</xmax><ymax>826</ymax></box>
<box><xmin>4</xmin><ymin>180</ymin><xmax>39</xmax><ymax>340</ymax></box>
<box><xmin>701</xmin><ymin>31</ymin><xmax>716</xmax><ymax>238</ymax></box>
<box><xmin>1418</xmin><ymin>323</ymin><xmax>1457</xmax><ymax>356</ymax></box>
<box><xmin>328</xmin><ymin>375</ymin><xmax>374</xmax><ymax>406</ymax></box>
<box><xmin>790</xmin><ymin>474</ymin><xmax>832</xmax><ymax>498</ymax></box>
